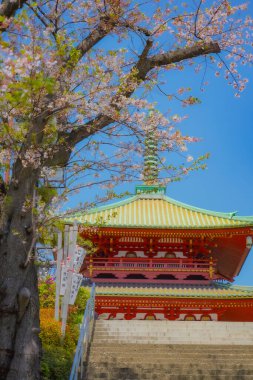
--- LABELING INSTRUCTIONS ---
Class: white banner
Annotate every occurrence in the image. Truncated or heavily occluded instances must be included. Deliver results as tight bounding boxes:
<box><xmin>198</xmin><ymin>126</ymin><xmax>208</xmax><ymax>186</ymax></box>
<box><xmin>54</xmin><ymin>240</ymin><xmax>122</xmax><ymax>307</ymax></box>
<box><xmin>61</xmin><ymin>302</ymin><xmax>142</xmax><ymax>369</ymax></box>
<box><xmin>60</xmin><ymin>264</ymin><xmax>68</xmax><ymax>296</ymax></box>
<box><xmin>69</xmin><ymin>273</ymin><xmax>83</xmax><ymax>305</ymax></box>
<box><xmin>59</xmin><ymin>247</ymin><xmax>85</xmax><ymax>297</ymax></box>
<box><xmin>73</xmin><ymin>246</ymin><xmax>86</xmax><ymax>273</ymax></box>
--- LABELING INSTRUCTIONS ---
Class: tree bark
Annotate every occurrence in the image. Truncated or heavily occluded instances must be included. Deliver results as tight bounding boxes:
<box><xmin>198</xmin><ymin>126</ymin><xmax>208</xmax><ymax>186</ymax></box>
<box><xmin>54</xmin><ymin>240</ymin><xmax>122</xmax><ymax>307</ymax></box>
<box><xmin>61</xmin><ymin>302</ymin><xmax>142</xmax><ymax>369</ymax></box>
<box><xmin>0</xmin><ymin>0</ymin><xmax>27</xmax><ymax>18</ymax></box>
<box><xmin>0</xmin><ymin>163</ymin><xmax>41</xmax><ymax>380</ymax></box>
<box><xmin>0</xmin><ymin>0</ymin><xmax>27</xmax><ymax>31</ymax></box>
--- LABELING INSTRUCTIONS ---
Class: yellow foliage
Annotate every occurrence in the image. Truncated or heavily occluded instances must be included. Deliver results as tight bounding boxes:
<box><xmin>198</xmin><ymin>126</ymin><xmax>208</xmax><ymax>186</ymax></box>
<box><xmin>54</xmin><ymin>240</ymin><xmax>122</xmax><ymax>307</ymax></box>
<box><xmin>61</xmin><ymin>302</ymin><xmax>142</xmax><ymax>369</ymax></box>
<box><xmin>40</xmin><ymin>308</ymin><xmax>62</xmax><ymax>347</ymax></box>
<box><xmin>40</xmin><ymin>307</ymin><xmax>79</xmax><ymax>352</ymax></box>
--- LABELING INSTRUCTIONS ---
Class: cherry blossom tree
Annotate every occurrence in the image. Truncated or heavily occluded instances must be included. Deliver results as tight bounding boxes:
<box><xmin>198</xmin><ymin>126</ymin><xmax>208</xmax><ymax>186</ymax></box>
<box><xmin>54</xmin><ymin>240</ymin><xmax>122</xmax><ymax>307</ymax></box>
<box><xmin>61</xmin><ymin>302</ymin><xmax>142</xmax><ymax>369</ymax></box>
<box><xmin>0</xmin><ymin>0</ymin><xmax>252</xmax><ymax>378</ymax></box>
<box><xmin>0</xmin><ymin>1</ymin><xmax>27</xmax><ymax>31</ymax></box>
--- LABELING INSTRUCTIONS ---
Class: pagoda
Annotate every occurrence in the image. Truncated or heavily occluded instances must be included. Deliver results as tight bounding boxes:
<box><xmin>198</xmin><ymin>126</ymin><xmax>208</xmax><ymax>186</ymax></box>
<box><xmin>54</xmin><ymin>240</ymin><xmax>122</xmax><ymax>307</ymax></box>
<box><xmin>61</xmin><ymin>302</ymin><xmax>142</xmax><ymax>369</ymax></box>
<box><xmin>64</xmin><ymin>129</ymin><xmax>253</xmax><ymax>321</ymax></box>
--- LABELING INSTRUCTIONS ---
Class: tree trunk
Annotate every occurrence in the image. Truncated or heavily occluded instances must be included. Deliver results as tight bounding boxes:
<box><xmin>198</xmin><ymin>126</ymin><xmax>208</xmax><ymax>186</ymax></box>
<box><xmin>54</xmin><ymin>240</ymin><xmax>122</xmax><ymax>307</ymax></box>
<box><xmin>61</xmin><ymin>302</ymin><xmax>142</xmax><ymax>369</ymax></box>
<box><xmin>0</xmin><ymin>165</ymin><xmax>41</xmax><ymax>380</ymax></box>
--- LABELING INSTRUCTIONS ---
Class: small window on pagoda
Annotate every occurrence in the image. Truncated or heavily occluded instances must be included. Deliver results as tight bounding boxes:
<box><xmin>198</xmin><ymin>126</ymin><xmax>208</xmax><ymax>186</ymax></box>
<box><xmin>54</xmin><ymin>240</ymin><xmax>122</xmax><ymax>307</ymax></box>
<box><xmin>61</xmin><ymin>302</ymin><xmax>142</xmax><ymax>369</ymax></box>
<box><xmin>156</xmin><ymin>274</ymin><xmax>177</xmax><ymax>280</ymax></box>
<box><xmin>184</xmin><ymin>315</ymin><xmax>196</xmax><ymax>321</ymax></box>
<box><xmin>95</xmin><ymin>273</ymin><xmax>117</xmax><ymax>279</ymax></box>
<box><xmin>165</xmin><ymin>252</ymin><xmax>176</xmax><ymax>258</ymax></box>
<box><xmin>125</xmin><ymin>274</ymin><xmax>146</xmax><ymax>280</ymax></box>
<box><xmin>125</xmin><ymin>252</ymin><xmax>137</xmax><ymax>258</ymax></box>
<box><xmin>200</xmin><ymin>315</ymin><xmax>212</xmax><ymax>321</ymax></box>
<box><xmin>145</xmin><ymin>314</ymin><xmax>156</xmax><ymax>320</ymax></box>
<box><xmin>185</xmin><ymin>275</ymin><xmax>206</xmax><ymax>281</ymax></box>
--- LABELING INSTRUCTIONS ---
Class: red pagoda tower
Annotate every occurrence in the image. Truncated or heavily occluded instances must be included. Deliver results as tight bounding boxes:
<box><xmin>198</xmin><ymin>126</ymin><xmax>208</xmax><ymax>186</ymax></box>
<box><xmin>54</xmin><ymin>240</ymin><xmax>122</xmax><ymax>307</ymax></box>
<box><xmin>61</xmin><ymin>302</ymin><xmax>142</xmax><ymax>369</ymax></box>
<box><xmin>65</xmin><ymin>130</ymin><xmax>253</xmax><ymax>321</ymax></box>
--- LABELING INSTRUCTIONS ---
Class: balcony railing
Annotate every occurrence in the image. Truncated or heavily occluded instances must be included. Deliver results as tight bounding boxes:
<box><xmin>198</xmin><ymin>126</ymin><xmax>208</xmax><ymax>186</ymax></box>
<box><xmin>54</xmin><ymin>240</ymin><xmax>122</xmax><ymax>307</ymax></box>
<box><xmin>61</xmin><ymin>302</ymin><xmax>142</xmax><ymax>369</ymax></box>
<box><xmin>69</xmin><ymin>284</ymin><xmax>95</xmax><ymax>380</ymax></box>
<box><xmin>86</xmin><ymin>257</ymin><xmax>215</xmax><ymax>271</ymax></box>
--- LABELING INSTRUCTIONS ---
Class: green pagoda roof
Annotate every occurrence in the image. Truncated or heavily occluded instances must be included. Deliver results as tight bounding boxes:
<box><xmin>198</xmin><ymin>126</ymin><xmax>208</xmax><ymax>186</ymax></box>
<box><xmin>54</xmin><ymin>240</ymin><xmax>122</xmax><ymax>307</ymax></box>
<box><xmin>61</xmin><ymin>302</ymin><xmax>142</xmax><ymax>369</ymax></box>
<box><xmin>95</xmin><ymin>283</ymin><xmax>253</xmax><ymax>299</ymax></box>
<box><xmin>63</xmin><ymin>189</ymin><xmax>253</xmax><ymax>229</ymax></box>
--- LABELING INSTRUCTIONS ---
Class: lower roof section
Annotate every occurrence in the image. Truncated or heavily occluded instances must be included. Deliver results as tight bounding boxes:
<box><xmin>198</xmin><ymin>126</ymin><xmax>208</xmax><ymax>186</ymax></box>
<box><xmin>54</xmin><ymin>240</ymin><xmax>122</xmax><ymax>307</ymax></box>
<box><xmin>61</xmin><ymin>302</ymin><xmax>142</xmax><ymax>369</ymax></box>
<box><xmin>95</xmin><ymin>283</ymin><xmax>253</xmax><ymax>299</ymax></box>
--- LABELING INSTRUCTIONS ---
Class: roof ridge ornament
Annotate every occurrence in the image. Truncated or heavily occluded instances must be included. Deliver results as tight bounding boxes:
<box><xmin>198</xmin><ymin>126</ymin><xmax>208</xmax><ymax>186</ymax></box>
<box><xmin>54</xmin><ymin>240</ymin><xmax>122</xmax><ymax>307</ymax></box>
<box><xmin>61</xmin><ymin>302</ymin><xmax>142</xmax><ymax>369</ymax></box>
<box><xmin>230</xmin><ymin>211</ymin><xmax>238</xmax><ymax>219</ymax></box>
<box><xmin>143</xmin><ymin>114</ymin><xmax>159</xmax><ymax>185</ymax></box>
<box><xmin>135</xmin><ymin>184</ymin><xmax>166</xmax><ymax>195</ymax></box>
<box><xmin>136</xmin><ymin>112</ymin><xmax>167</xmax><ymax>195</ymax></box>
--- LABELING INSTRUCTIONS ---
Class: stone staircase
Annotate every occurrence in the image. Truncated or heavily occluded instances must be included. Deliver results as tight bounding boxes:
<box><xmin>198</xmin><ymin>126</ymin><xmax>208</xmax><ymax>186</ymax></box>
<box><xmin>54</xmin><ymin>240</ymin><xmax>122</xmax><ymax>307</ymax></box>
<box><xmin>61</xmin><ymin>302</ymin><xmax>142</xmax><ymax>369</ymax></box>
<box><xmin>84</xmin><ymin>320</ymin><xmax>253</xmax><ymax>380</ymax></box>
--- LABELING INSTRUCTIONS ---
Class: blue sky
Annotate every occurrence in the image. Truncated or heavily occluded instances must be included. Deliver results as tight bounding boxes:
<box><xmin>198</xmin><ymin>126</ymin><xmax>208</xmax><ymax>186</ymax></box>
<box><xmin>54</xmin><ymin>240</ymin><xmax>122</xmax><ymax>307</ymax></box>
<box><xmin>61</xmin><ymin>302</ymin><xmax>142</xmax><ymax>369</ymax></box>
<box><xmin>162</xmin><ymin>65</ymin><xmax>253</xmax><ymax>286</ymax></box>
<box><xmin>66</xmin><ymin>1</ymin><xmax>253</xmax><ymax>285</ymax></box>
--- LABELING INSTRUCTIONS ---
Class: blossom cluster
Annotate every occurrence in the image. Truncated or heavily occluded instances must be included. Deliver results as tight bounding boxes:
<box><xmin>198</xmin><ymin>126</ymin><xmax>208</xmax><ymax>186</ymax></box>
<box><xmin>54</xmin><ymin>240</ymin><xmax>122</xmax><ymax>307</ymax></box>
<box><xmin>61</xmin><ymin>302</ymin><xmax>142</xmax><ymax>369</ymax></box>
<box><xmin>0</xmin><ymin>0</ymin><xmax>252</xmax><ymax>220</ymax></box>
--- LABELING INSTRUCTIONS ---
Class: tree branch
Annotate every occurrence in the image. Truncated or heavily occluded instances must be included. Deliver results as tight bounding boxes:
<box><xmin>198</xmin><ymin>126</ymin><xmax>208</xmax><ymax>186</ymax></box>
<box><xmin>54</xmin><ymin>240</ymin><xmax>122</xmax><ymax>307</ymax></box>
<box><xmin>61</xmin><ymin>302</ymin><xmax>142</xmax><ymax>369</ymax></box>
<box><xmin>48</xmin><ymin>41</ymin><xmax>221</xmax><ymax>168</ymax></box>
<box><xmin>26</xmin><ymin>3</ymin><xmax>49</xmax><ymax>30</ymax></box>
<box><xmin>45</xmin><ymin>114</ymin><xmax>113</xmax><ymax>168</ymax></box>
<box><xmin>120</xmin><ymin>20</ymin><xmax>152</xmax><ymax>37</ymax></box>
<box><xmin>148</xmin><ymin>42</ymin><xmax>221</xmax><ymax>68</ymax></box>
<box><xmin>76</xmin><ymin>15</ymin><xmax>115</xmax><ymax>58</ymax></box>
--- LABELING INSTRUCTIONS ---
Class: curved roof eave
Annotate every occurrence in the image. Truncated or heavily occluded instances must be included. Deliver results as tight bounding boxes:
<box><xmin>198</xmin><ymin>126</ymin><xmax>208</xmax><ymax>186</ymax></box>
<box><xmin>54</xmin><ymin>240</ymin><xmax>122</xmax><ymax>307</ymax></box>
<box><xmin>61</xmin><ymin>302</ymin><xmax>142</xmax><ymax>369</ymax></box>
<box><xmin>62</xmin><ymin>193</ymin><xmax>253</xmax><ymax>227</ymax></box>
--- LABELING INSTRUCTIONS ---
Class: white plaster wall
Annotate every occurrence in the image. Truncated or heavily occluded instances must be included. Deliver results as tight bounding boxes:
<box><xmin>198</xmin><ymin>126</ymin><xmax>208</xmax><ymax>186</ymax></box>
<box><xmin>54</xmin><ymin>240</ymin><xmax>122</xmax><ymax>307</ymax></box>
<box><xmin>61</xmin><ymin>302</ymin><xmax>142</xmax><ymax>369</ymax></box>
<box><xmin>98</xmin><ymin>312</ymin><xmax>218</xmax><ymax>320</ymax></box>
<box><xmin>178</xmin><ymin>313</ymin><xmax>217</xmax><ymax>321</ymax></box>
<box><xmin>133</xmin><ymin>313</ymin><xmax>146</xmax><ymax>320</ymax></box>
<box><xmin>155</xmin><ymin>252</ymin><xmax>166</xmax><ymax>258</ymax></box>
<box><xmin>175</xmin><ymin>252</ymin><xmax>187</xmax><ymax>258</ymax></box>
<box><xmin>154</xmin><ymin>251</ymin><xmax>186</xmax><ymax>258</ymax></box>
<box><xmin>116</xmin><ymin>251</ymin><xmax>146</xmax><ymax>257</ymax></box>
<box><xmin>115</xmin><ymin>251</ymin><xmax>187</xmax><ymax>258</ymax></box>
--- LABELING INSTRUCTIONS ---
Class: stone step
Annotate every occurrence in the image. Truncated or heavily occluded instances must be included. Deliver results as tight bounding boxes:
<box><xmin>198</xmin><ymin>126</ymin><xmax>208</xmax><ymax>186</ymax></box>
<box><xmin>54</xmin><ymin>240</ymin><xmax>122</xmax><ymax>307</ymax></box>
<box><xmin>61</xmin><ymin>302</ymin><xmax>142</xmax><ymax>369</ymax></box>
<box><xmin>94</xmin><ymin>328</ymin><xmax>253</xmax><ymax>333</ymax></box>
<box><xmin>90</xmin><ymin>355</ymin><xmax>253</xmax><ymax>360</ymax></box>
<box><xmin>94</xmin><ymin>329</ymin><xmax>253</xmax><ymax>334</ymax></box>
<box><xmin>88</xmin><ymin>342</ymin><xmax>253</xmax><ymax>356</ymax></box>
<box><xmin>95</xmin><ymin>325</ymin><xmax>253</xmax><ymax>329</ymax></box>
<box><xmin>86</xmin><ymin>377</ymin><xmax>253</xmax><ymax>380</ymax></box>
<box><xmin>94</xmin><ymin>324</ymin><xmax>253</xmax><ymax>341</ymax></box>
<box><xmin>93</xmin><ymin>336</ymin><xmax>253</xmax><ymax>340</ymax></box>
<box><xmin>95</xmin><ymin>321</ymin><xmax>253</xmax><ymax>327</ymax></box>
<box><xmin>94</xmin><ymin>333</ymin><xmax>253</xmax><ymax>339</ymax></box>
<box><xmin>95</xmin><ymin>326</ymin><xmax>253</xmax><ymax>330</ymax></box>
<box><xmin>91</xmin><ymin>352</ymin><xmax>253</xmax><ymax>357</ymax></box>
<box><xmin>90</xmin><ymin>344</ymin><xmax>253</xmax><ymax>351</ymax></box>
<box><xmin>90</xmin><ymin>351</ymin><xmax>253</xmax><ymax>363</ymax></box>
<box><xmin>94</xmin><ymin>328</ymin><xmax>253</xmax><ymax>334</ymax></box>
<box><xmin>90</xmin><ymin>349</ymin><xmax>253</xmax><ymax>353</ymax></box>
<box><xmin>92</xmin><ymin>339</ymin><xmax>253</xmax><ymax>345</ymax></box>
<box><xmin>84</xmin><ymin>321</ymin><xmax>253</xmax><ymax>380</ymax></box>
<box><xmin>88</xmin><ymin>360</ymin><xmax>253</xmax><ymax>368</ymax></box>
<box><xmin>90</xmin><ymin>347</ymin><xmax>253</xmax><ymax>353</ymax></box>
<box><xmin>90</xmin><ymin>353</ymin><xmax>253</xmax><ymax>360</ymax></box>
<box><xmin>87</xmin><ymin>365</ymin><xmax>253</xmax><ymax>372</ymax></box>
<box><xmin>97</xmin><ymin>326</ymin><xmax>253</xmax><ymax>328</ymax></box>
<box><xmin>86</xmin><ymin>375</ymin><xmax>253</xmax><ymax>380</ymax></box>
<box><xmin>87</xmin><ymin>377</ymin><xmax>253</xmax><ymax>380</ymax></box>
<box><xmin>95</xmin><ymin>320</ymin><xmax>253</xmax><ymax>323</ymax></box>
<box><xmin>94</xmin><ymin>334</ymin><xmax>253</xmax><ymax>344</ymax></box>
<box><xmin>89</xmin><ymin>358</ymin><xmax>253</xmax><ymax>364</ymax></box>
<box><xmin>89</xmin><ymin>352</ymin><xmax>253</xmax><ymax>359</ymax></box>
<box><xmin>90</xmin><ymin>348</ymin><xmax>253</xmax><ymax>355</ymax></box>
<box><xmin>94</xmin><ymin>332</ymin><xmax>253</xmax><ymax>336</ymax></box>
<box><xmin>86</xmin><ymin>368</ymin><xmax>253</xmax><ymax>380</ymax></box>
<box><xmin>88</xmin><ymin>358</ymin><xmax>253</xmax><ymax>364</ymax></box>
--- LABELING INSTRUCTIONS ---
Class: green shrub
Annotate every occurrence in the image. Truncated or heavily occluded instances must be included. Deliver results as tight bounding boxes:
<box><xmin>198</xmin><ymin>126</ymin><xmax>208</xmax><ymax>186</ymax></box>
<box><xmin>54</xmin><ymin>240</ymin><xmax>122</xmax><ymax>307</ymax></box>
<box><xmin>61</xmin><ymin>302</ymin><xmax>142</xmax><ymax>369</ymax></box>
<box><xmin>41</xmin><ymin>345</ymin><xmax>73</xmax><ymax>380</ymax></box>
<box><xmin>39</xmin><ymin>280</ymin><xmax>90</xmax><ymax>380</ymax></box>
<box><xmin>39</xmin><ymin>279</ymin><xmax>56</xmax><ymax>309</ymax></box>
<box><xmin>68</xmin><ymin>287</ymin><xmax>90</xmax><ymax>325</ymax></box>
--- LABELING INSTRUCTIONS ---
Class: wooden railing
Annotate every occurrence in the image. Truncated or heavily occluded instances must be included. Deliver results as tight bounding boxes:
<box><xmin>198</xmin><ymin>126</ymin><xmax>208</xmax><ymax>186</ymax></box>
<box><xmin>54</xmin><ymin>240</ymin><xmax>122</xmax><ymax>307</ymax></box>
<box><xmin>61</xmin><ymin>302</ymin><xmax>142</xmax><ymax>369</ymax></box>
<box><xmin>87</xmin><ymin>257</ymin><xmax>215</xmax><ymax>271</ymax></box>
